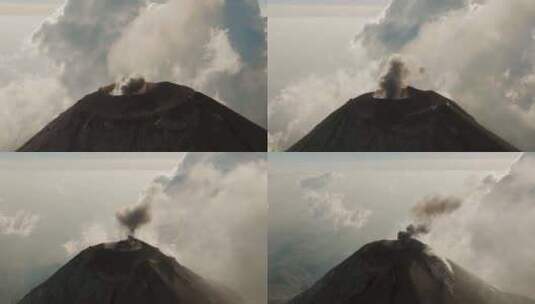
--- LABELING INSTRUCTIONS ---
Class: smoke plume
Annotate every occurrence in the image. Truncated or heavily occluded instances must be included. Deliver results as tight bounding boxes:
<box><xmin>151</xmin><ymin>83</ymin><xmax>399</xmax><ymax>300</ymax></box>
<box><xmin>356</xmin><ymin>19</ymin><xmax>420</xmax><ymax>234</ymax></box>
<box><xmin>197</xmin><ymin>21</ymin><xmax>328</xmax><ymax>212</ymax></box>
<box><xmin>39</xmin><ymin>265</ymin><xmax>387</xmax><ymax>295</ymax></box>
<box><xmin>403</xmin><ymin>195</ymin><xmax>462</xmax><ymax>238</ymax></box>
<box><xmin>115</xmin><ymin>202</ymin><xmax>151</xmax><ymax>236</ymax></box>
<box><xmin>374</xmin><ymin>57</ymin><xmax>410</xmax><ymax>99</ymax></box>
<box><xmin>115</xmin><ymin>182</ymin><xmax>163</xmax><ymax>236</ymax></box>
<box><xmin>411</xmin><ymin>195</ymin><xmax>462</xmax><ymax>221</ymax></box>
<box><xmin>405</xmin><ymin>223</ymin><xmax>430</xmax><ymax>238</ymax></box>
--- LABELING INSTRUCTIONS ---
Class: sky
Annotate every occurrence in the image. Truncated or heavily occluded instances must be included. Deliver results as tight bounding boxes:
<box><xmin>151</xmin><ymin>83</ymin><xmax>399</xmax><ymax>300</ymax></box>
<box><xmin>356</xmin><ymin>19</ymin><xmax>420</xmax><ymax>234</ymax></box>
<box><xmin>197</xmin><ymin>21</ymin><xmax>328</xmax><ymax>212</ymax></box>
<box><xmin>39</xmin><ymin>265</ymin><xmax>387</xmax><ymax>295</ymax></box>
<box><xmin>268</xmin><ymin>0</ymin><xmax>388</xmax><ymax>4</ymax></box>
<box><xmin>268</xmin><ymin>152</ymin><xmax>535</xmax><ymax>302</ymax></box>
<box><xmin>0</xmin><ymin>1</ymin><xmax>60</xmax><ymax>2</ymax></box>
<box><xmin>0</xmin><ymin>152</ymin><xmax>267</xmax><ymax>304</ymax></box>
<box><xmin>266</xmin><ymin>0</ymin><xmax>384</xmax><ymax>17</ymax></box>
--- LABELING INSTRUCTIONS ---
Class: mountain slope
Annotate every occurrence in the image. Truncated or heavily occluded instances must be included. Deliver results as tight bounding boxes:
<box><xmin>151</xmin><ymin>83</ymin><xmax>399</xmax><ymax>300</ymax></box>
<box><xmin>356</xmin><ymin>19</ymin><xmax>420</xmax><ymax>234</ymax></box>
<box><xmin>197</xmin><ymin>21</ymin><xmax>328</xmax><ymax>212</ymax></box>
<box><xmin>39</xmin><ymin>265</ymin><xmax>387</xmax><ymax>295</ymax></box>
<box><xmin>18</xmin><ymin>238</ymin><xmax>241</xmax><ymax>304</ymax></box>
<box><xmin>287</xmin><ymin>238</ymin><xmax>534</xmax><ymax>304</ymax></box>
<box><xmin>288</xmin><ymin>87</ymin><xmax>518</xmax><ymax>152</ymax></box>
<box><xmin>18</xmin><ymin>82</ymin><xmax>267</xmax><ymax>152</ymax></box>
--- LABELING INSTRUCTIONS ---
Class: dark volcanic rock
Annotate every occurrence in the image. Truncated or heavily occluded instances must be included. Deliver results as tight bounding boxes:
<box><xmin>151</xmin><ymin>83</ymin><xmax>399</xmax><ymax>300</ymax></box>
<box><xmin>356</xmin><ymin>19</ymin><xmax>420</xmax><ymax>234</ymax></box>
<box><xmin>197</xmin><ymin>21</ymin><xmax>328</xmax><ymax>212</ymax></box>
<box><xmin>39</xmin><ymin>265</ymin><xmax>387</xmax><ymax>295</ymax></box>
<box><xmin>18</xmin><ymin>238</ymin><xmax>241</xmax><ymax>304</ymax></box>
<box><xmin>288</xmin><ymin>87</ymin><xmax>518</xmax><ymax>152</ymax></box>
<box><xmin>287</xmin><ymin>238</ymin><xmax>534</xmax><ymax>304</ymax></box>
<box><xmin>18</xmin><ymin>82</ymin><xmax>266</xmax><ymax>152</ymax></box>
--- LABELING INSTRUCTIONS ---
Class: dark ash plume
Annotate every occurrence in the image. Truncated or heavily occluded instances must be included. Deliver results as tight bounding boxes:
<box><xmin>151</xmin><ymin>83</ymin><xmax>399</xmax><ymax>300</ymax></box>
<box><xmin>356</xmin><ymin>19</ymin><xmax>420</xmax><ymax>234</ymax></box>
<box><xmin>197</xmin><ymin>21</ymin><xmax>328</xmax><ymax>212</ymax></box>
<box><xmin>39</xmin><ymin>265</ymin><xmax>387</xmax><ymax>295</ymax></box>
<box><xmin>374</xmin><ymin>57</ymin><xmax>409</xmax><ymax>99</ymax></box>
<box><xmin>115</xmin><ymin>202</ymin><xmax>151</xmax><ymax>236</ymax></box>
<box><xmin>400</xmin><ymin>196</ymin><xmax>463</xmax><ymax>239</ymax></box>
<box><xmin>407</xmin><ymin>223</ymin><xmax>430</xmax><ymax>236</ymax></box>
<box><xmin>115</xmin><ymin>183</ymin><xmax>162</xmax><ymax>236</ymax></box>
<box><xmin>411</xmin><ymin>196</ymin><xmax>462</xmax><ymax>222</ymax></box>
<box><xmin>399</xmin><ymin>223</ymin><xmax>430</xmax><ymax>240</ymax></box>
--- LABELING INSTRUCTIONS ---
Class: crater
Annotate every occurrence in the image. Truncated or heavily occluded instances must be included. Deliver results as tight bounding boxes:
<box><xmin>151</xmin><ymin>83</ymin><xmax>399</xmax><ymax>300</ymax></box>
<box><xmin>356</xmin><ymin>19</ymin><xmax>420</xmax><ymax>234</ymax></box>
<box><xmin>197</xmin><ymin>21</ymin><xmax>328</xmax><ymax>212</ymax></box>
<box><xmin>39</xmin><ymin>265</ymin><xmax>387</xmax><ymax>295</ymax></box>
<box><xmin>100</xmin><ymin>77</ymin><xmax>158</xmax><ymax>97</ymax></box>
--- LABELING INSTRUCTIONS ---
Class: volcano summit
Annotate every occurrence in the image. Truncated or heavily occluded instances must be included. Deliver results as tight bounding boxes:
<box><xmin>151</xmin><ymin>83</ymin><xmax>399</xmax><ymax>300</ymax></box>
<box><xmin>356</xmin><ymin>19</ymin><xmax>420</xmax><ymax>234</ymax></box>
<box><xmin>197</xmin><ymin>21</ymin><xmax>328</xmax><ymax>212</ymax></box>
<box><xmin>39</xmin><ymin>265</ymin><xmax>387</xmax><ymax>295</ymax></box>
<box><xmin>288</xmin><ymin>87</ymin><xmax>518</xmax><ymax>152</ymax></box>
<box><xmin>18</xmin><ymin>237</ymin><xmax>241</xmax><ymax>304</ymax></box>
<box><xmin>287</xmin><ymin>236</ymin><xmax>534</xmax><ymax>304</ymax></box>
<box><xmin>18</xmin><ymin>80</ymin><xmax>267</xmax><ymax>152</ymax></box>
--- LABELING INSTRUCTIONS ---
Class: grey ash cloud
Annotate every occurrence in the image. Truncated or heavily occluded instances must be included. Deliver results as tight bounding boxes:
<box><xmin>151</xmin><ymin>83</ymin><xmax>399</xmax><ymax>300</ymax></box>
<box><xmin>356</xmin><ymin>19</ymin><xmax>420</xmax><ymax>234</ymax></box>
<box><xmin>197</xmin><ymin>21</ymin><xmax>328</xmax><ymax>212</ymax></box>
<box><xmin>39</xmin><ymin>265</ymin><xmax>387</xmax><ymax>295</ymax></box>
<box><xmin>374</xmin><ymin>57</ymin><xmax>410</xmax><ymax>99</ymax></box>
<box><xmin>402</xmin><ymin>195</ymin><xmax>462</xmax><ymax>238</ymax></box>
<box><xmin>115</xmin><ymin>202</ymin><xmax>151</xmax><ymax>236</ymax></box>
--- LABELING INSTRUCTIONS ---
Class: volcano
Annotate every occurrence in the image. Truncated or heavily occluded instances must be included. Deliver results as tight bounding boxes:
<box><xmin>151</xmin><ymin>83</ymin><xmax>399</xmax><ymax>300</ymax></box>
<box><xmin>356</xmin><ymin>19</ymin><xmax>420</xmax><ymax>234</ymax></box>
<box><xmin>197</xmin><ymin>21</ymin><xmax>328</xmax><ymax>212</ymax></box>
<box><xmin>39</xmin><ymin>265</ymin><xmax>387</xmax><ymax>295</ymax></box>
<box><xmin>288</xmin><ymin>87</ymin><xmax>518</xmax><ymax>152</ymax></box>
<box><xmin>17</xmin><ymin>82</ymin><xmax>267</xmax><ymax>152</ymax></box>
<box><xmin>287</xmin><ymin>236</ymin><xmax>534</xmax><ymax>304</ymax></box>
<box><xmin>18</xmin><ymin>237</ymin><xmax>242</xmax><ymax>304</ymax></box>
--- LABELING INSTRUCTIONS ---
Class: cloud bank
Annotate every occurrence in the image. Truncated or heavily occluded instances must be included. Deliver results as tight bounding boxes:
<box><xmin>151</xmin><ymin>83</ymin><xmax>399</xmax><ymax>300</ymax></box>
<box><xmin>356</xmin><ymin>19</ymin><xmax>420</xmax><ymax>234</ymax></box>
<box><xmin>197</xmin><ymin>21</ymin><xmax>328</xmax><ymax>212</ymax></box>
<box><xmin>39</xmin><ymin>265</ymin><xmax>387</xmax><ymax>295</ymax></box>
<box><xmin>422</xmin><ymin>154</ymin><xmax>535</xmax><ymax>298</ymax></box>
<box><xmin>357</xmin><ymin>0</ymin><xmax>469</xmax><ymax>57</ymax></box>
<box><xmin>0</xmin><ymin>73</ymin><xmax>70</xmax><ymax>150</ymax></box>
<box><xmin>106</xmin><ymin>0</ymin><xmax>267</xmax><ymax>125</ymax></box>
<box><xmin>159</xmin><ymin>153</ymin><xmax>267</xmax><ymax>304</ymax></box>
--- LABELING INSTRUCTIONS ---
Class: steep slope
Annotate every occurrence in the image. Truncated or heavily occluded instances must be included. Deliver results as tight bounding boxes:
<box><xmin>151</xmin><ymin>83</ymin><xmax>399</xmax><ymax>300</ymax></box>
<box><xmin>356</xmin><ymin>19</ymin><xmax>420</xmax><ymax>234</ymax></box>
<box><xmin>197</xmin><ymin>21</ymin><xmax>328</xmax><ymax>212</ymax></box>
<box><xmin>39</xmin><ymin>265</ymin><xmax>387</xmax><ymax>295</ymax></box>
<box><xmin>18</xmin><ymin>238</ymin><xmax>241</xmax><ymax>304</ymax></box>
<box><xmin>288</xmin><ymin>87</ymin><xmax>518</xmax><ymax>152</ymax></box>
<box><xmin>18</xmin><ymin>82</ymin><xmax>266</xmax><ymax>152</ymax></box>
<box><xmin>288</xmin><ymin>237</ymin><xmax>534</xmax><ymax>304</ymax></box>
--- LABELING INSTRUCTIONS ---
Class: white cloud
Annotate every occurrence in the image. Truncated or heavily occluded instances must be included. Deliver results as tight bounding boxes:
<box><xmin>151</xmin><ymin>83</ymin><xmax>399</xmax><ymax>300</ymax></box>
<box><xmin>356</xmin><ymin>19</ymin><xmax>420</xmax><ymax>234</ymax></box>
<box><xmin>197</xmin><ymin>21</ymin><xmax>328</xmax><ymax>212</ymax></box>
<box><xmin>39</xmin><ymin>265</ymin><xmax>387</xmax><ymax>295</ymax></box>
<box><xmin>0</xmin><ymin>210</ymin><xmax>40</xmax><ymax>237</ymax></box>
<box><xmin>157</xmin><ymin>153</ymin><xmax>267</xmax><ymax>304</ymax></box>
<box><xmin>63</xmin><ymin>223</ymin><xmax>109</xmax><ymax>256</ymax></box>
<box><xmin>33</xmin><ymin>0</ymin><xmax>147</xmax><ymax>96</ymax></box>
<box><xmin>357</xmin><ymin>0</ymin><xmax>469</xmax><ymax>57</ymax></box>
<box><xmin>0</xmin><ymin>74</ymin><xmax>70</xmax><ymax>150</ymax></box>
<box><xmin>399</xmin><ymin>0</ymin><xmax>535</xmax><ymax>149</ymax></box>
<box><xmin>269</xmin><ymin>59</ymin><xmax>378</xmax><ymax>150</ymax></box>
<box><xmin>422</xmin><ymin>153</ymin><xmax>535</xmax><ymax>298</ymax></box>
<box><xmin>299</xmin><ymin>172</ymin><xmax>372</xmax><ymax>230</ymax></box>
<box><xmin>303</xmin><ymin>191</ymin><xmax>372</xmax><ymax>230</ymax></box>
